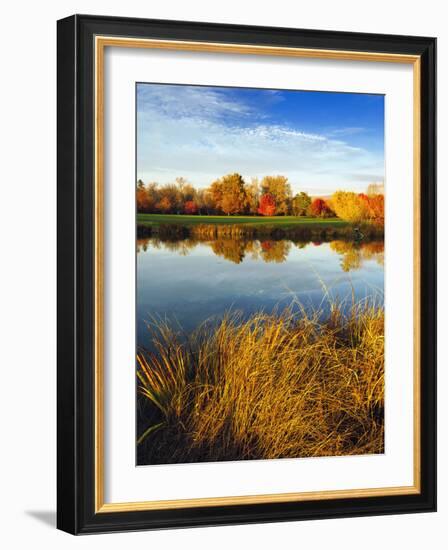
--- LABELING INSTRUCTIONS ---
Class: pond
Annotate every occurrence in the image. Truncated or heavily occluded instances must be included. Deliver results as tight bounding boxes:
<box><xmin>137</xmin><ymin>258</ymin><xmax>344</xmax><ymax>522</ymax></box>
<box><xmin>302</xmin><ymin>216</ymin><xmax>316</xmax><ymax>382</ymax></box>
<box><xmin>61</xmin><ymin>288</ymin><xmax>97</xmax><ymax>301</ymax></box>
<box><xmin>136</xmin><ymin>236</ymin><xmax>384</xmax><ymax>351</ymax></box>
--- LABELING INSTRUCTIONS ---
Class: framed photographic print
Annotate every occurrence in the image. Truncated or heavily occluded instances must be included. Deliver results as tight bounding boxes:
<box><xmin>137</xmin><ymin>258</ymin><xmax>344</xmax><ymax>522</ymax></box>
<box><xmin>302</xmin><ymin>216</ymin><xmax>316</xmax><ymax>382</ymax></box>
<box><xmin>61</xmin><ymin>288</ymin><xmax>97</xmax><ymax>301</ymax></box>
<box><xmin>57</xmin><ymin>14</ymin><xmax>436</xmax><ymax>534</ymax></box>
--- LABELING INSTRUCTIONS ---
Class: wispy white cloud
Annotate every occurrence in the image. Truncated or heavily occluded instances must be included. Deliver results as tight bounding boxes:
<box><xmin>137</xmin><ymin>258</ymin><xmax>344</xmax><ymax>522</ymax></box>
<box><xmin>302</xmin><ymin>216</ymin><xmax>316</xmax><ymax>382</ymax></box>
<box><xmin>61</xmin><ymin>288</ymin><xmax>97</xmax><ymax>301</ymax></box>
<box><xmin>137</xmin><ymin>85</ymin><xmax>384</xmax><ymax>193</ymax></box>
<box><xmin>326</xmin><ymin>127</ymin><xmax>366</xmax><ymax>137</ymax></box>
<box><xmin>137</xmin><ymin>84</ymin><xmax>254</xmax><ymax>121</ymax></box>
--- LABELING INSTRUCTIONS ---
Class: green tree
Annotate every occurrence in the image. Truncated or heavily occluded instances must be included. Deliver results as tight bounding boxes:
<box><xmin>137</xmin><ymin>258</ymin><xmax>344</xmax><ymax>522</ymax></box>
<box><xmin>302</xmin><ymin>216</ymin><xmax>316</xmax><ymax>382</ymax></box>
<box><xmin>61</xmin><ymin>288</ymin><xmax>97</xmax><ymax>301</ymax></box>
<box><xmin>292</xmin><ymin>192</ymin><xmax>311</xmax><ymax>216</ymax></box>
<box><xmin>260</xmin><ymin>175</ymin><xmax>292</xmax><ymax>215</ymax></box>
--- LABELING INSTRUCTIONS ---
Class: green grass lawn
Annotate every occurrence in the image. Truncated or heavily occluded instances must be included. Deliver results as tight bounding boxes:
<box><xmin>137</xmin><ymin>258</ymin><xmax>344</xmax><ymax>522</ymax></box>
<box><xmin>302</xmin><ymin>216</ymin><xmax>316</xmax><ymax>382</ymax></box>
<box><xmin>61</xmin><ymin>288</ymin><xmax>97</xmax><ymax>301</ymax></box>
<box><xmin>137</xmin><ymin>213</ymin><xmax>348</xmax><ymax>228</ymax></box>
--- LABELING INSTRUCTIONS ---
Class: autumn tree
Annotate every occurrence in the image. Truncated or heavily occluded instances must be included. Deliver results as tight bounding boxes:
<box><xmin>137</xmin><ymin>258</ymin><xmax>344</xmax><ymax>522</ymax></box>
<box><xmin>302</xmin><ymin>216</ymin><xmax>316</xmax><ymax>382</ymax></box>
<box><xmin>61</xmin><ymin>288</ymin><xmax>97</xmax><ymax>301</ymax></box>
<box><xmin>144</xmin><ymin>182</ymin><xmax>160</xmax><ymax>212</ymax></box>
<box><xmin>331</xmin><ymin>191</ymin><xmax>369</xmax><ymax>223</ymax></box>
<box><xmin>369</xmin><ymin>193</ymin><xmax>384</xmax><ymax>225</ymax></box>
<box><xmin>136</xmin><ymin>181</ymin><xmax>158</xmax><ymax>213</ymax></box>
<box><xmin>221</xmin><ymin>173</ymin><xmax>248</xmax><ymax>214</ymax></box>
<box><xmin>210</xmin><ymin>173</ymin><xmax>248</xmax><ymax>215</ymax></box>
<box><xmin>292</xmin><ymin>192</ymin><xmax>311</xmax><ymax>216</ymax></box>
<box><xmin>258</xmin><ymin>193</ymin><xmax>276</xmax><ymax>216</ymax></box>
<box><xmin>161</xmin><ymin>184</ymin><xmax>182</xmax><ymax>213</ymax></box>
<box><xmin>137</xmin><ymin>186</ymin><xmax>150</xmax><ymax>212</ymax></box>
<box><xmin>260</xmin><ymin>175</ymin><xmax>292</xmax><ymax>215</ymax></box>
<box><xmin>196</xmin><ymin>188</ymin><xmax>216</xmax><ymax>215</ymax></box>
<box><xmin>208</xmin><ymin>180</ymin><xmax>224</xmax><ymax>212</ymax></box>
<box><xmin>309</xmin><ymin>198</ymin><xmax>334</xmax><ymax>218</ymax></box>
<box><xmin>136</xmin><ymin>177</ymin><xmax>200</xmax><ymax>214</ymax></box>
<box><xmin>361</xmin><ymin>193</ymin><xmax>384</xmax><ymax>226</ymax></box>
<box><xmin>175</xmin><ymin>177</ymin><xmax>196</xmax><ymax>206</ymax></box>
<box><xmin>184</xmin><ymin>200</ymin><xmax>198</xmax><ymax>214</ymax></box>
<box><xmin>246</xmin><ymin>177</ymin><xmax>260</xmax><ymax>215</ymax></box>
<box><xmin>156</xmin><ymin>195</ymin><xmax>173</xmax><ymax>213</ymax></box>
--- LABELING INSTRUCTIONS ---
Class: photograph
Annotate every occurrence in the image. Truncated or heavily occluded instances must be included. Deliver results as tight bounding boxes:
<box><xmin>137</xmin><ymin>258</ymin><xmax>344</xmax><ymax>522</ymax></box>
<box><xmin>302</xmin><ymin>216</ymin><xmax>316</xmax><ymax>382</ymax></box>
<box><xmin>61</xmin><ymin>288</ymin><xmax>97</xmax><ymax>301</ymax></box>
<box><xmin>0</xmin><ymin>0</ymin><xmax>442</xmax><ymax>543</ymax></box>
<box><xmin>135</xmin><ymin>83</ymin><xmax>386</xmax><ymax>466</ymax></box>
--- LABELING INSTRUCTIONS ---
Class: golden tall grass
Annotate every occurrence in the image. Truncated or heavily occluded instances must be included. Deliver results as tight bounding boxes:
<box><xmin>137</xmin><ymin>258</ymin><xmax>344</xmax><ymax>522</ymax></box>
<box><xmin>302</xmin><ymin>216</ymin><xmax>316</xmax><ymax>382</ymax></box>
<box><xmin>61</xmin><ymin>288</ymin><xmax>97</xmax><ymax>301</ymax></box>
<box><xmin>137</xmin><ymin>301</ymin><xmax>384</xmax><ymax>464</ymax></box>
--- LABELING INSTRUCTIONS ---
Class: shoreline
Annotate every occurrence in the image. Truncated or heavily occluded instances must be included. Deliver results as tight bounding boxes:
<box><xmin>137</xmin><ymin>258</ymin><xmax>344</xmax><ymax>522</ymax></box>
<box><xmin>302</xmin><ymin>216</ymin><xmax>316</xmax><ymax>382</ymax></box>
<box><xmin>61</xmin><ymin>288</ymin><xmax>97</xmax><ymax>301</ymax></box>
<box><xmin>137</xmin><ymin>222</ymin><xmax>384</xmax><ymax>241</ymax></box>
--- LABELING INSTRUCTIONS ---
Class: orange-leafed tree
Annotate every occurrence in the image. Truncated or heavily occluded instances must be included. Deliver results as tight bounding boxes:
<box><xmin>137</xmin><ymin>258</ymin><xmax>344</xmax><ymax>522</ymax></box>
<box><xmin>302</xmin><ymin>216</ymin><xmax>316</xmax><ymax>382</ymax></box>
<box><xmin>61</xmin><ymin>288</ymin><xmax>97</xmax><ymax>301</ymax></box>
<box><xmin>359</xmin><ymin>192</ymin><xmax>384</xmax><ymax>226</ymax></box>
<box><xmin>208</xmin><ymin>173</ymin><xmax>248</xmax><ymax>215</ymax></box>
<box><xmin>367</xmin><ymin>193</ymin><xmax>384</xmax><ymax>225</ymax></box>
<box><xmin>136</xmin><ymin>187</ymin><xmax>150</xmax><ymax>212</ymax></box>
<box><xmin>184</xmin><ymin>200</ymin><xmax>198</xmax><ymax>215</ymax></box>
<box><xmin>220</xmin><ymin>173</ymin><xmax>248</xmax><ymax>215</ymax></box>
<box><xmin>258</xmin><ymin>193</ymin><xmax>276</xmax><ymax>216</ymax></box>
<box><xmin>136</xmin><ymin>181</ymin><xmax>158</xmax><ymax>213</ymax></box>
<box><xmin>156</xmin><ymin>196</ymin><xmax>172</xmax><ymax>213</ymax></box>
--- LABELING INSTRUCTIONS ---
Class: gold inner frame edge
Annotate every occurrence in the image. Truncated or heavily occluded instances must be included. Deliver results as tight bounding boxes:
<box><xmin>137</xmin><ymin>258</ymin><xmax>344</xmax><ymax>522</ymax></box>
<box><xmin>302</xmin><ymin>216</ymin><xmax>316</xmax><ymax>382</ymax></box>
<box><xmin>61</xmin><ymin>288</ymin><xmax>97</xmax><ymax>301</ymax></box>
<box><xmin>94</xmin><ymin>35</ymin><xmax>421</xmax><ymax>513</ymax></box>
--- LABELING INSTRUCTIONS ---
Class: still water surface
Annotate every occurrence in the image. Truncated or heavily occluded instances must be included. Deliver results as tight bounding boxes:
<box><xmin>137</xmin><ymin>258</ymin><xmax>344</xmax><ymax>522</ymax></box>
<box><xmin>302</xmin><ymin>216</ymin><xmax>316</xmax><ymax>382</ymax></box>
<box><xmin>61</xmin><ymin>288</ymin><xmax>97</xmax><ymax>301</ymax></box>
<box><xmin>136</xmin><ymin>237</ymin><xmax>384</xmax><ymax>349</ymax></box>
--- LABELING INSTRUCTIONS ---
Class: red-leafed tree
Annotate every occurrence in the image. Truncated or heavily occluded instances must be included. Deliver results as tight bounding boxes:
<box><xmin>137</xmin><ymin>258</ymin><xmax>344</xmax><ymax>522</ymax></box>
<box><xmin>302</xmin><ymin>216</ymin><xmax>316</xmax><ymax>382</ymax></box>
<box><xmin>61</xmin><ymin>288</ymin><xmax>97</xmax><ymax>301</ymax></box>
<box><xmin>257</xmin><ymin>193</ymin><xmax>276</xmax><ymax>216</ymax></box>
<box><xmin>309</xmin><ymin>198</ymin><xmax>334</xmax><ymax>218</ymax></box>
<box><xmin>184</xmin><ymin>200</ymin><xmax>198</xmax><ymax>214</ymax></box>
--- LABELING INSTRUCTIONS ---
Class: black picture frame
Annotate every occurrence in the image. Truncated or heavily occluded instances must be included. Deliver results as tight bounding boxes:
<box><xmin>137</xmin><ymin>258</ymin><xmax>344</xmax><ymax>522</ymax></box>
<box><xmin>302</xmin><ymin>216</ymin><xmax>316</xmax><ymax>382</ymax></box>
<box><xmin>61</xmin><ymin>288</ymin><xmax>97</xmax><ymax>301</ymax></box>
<box><xmin>57</xmin><ymin>14</ymin><xmax>436</xmax><ymax>534</ymax></box>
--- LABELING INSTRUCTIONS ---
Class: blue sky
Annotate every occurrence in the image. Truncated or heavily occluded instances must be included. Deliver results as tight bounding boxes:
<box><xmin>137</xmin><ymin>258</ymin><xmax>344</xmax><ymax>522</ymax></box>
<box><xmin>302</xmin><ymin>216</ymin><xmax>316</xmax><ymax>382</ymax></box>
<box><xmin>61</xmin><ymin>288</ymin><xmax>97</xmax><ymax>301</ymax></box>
<box><xmin>137</xmin><ymin>83</ymin><xmax>384</xmax><ymax>195</ymax></box>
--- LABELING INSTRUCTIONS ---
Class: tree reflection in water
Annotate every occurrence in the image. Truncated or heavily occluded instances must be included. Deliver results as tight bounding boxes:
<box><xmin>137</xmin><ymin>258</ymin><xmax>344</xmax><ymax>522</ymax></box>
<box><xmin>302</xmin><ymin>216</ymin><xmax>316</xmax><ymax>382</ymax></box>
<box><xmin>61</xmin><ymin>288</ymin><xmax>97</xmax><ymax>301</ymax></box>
<box><xmin>137</xmin><ymin>236</ymin><xmax>384</xmax><ymax>271</ymax></box>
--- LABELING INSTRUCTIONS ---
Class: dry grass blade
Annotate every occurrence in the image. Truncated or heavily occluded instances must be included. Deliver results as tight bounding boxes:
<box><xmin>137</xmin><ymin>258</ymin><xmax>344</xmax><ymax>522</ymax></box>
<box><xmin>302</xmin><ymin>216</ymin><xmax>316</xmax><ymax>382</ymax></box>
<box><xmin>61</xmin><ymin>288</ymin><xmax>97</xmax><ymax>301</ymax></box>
<box><xmin>137</xmin><ymin>298</ymin><xmax>384</xmax><ymax>464</ymax></box>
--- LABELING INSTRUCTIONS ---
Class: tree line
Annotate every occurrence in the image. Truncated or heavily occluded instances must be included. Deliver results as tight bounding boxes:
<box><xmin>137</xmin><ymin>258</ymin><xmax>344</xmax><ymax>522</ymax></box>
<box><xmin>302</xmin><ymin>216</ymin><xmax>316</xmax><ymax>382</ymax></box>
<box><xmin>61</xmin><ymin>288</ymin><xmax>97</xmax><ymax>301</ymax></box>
<box><xmin>137</xmin><ymin>173</ymin><xmax>384</xmax><ymax>225</ymax></box>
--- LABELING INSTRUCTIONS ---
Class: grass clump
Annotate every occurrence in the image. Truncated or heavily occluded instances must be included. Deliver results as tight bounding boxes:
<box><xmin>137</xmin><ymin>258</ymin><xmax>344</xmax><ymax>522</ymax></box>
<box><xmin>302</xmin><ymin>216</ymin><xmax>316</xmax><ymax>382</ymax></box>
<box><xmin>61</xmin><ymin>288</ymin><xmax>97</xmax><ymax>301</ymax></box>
<box><xmin>137</xmin><ymin>301</ymin><xmax>384</xmax><ymax>464</ymax></box>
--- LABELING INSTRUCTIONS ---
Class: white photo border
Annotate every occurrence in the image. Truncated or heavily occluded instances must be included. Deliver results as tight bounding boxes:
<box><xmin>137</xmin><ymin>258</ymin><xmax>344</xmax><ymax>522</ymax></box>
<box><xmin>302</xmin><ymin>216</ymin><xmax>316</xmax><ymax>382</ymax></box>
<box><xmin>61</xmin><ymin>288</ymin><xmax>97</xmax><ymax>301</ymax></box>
<box><xmin>101</xmin><ymin>44</ymin><xmax>415</xmax><ymax>505</ymax></box>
